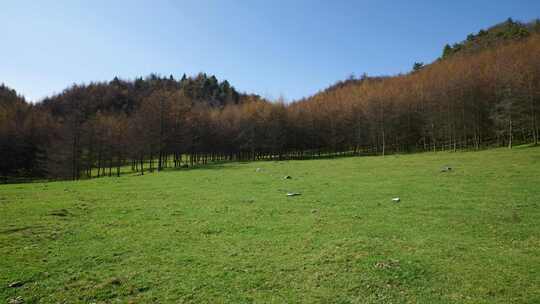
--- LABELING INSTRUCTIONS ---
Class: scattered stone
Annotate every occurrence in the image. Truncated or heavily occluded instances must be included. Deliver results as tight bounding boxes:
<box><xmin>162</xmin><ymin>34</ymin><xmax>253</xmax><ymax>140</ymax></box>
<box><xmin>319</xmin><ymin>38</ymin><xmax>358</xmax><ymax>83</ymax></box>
<box><xmin>109</xmin><ymin>278</ymin><xmax>122</xmax><ymax>286</ymax></box>
<box><xmin>283</xmin><ymin>175</ymin><xmax>292</xmax><ymax>179</ymax></box>
<box><xmin>8</xmin><ymin>296</ymin><xmax>24</xmax><ymax>304</ymax></box>
<box><xmin>441</xmin><ymin>166</ymin><xmax>452</xmax><ymax>172</ymax></box>
<box><xmin>287</xmin><ymin>192</ymin><xmax>301</xmax><ymax>197</ymax></box>
<box><xmin>255</xmin><ymin>168</ymin><xmax>262</xmax><ymax>172</ymax></box>
<box><xmin>392</xmin><ymin>197</ymin><xmax>400</xmax><ymax>203</ymax></box>
<box><xmin>8</xmin><ymin>281</ymin><xmax>24</xmax><ymax>288</ymax></box>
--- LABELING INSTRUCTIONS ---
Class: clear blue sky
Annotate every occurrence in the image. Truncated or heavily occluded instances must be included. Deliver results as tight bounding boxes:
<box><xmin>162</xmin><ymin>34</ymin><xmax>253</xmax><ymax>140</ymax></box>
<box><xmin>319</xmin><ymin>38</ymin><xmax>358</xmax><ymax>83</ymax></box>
<box><xmin>2</xmin><ymin>0</ymin><xmax>539</xmax><ymax>102</ymax></box>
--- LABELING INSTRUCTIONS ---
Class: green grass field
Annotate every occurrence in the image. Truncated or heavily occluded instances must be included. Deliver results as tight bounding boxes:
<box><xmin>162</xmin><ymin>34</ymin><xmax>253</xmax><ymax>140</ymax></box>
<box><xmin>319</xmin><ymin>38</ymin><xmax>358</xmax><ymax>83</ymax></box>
<box><xmin>1</xmin><ymin>147</ymin><xmax>540</xmax><ymax>303</ymax></box>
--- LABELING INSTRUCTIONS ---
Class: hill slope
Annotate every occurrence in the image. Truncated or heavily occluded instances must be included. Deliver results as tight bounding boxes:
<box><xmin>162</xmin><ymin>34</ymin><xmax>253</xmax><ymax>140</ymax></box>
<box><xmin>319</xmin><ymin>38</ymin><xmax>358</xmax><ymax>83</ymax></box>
<box><xmin>1</xmin><ymin>19</ymin><xmax>539</xmax><ymax>181</ymax></box>
<box><xmin>1</xmin><ymin>146</ymin><xmax>539</xmax><ymax>303</ymax></box>
<box><xmin>442</xmin><ymin>18</ymin><xmax>540</xmax><ymax>59</ymax></box>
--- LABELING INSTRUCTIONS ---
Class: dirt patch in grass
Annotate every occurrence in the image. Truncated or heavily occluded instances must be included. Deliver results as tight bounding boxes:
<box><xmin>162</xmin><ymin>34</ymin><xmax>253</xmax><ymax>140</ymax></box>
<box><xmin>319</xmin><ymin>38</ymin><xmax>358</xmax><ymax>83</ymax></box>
<box><xmin>49</xmin><ymin>209</ymin><xmax>70</xmax><ymax>217</ymax></box>
<box><xmin>0</xmin><ymin>225</ymin><xmax>42</xmax><ymax>235</ymax></box>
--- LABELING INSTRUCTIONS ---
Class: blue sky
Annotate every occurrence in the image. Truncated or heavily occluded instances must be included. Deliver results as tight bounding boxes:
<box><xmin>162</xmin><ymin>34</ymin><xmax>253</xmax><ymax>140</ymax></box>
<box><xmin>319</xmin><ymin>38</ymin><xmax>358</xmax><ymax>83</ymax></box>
<box><xmin>2</xmin><ymin>0</ymin><xmax>539</xmax><ymax>102</ymax></box>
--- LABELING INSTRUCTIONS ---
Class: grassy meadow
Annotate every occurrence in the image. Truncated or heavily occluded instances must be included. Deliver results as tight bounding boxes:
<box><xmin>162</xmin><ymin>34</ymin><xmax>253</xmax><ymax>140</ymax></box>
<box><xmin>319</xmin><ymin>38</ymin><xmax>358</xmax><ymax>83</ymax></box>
<box><xmin>1</xmin><ymin>147</ymin><xmax>540</xmax><ymax>303</ymax></box>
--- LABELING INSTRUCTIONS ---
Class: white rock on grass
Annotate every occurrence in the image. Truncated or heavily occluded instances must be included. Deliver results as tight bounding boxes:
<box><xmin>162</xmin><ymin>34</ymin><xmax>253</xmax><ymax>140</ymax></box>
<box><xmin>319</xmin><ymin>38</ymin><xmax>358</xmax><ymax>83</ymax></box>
<box><xmin>392</xmin><ymin>197</ymin><xmax>400</xmax><ymax>203</ymax></box>
<box><xmin>8</xmin><ymin>281</ymin><xmax>23</xmax><ymax>288</ymax></box>
<box><xmin>287</xmin><ymin>192</ymin><xmax>301</xmax><ymax>197</ymax></box>
<box><xmin>441</xmin><ymin>166</ymin><xmax>452</xmax><ymax>172</ymax></box>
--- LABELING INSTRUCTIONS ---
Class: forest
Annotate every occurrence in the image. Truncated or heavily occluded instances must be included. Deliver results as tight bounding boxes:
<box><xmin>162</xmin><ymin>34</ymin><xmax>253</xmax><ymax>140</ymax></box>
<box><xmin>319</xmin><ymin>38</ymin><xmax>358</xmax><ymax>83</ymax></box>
<box><xmin>1</xmin><ymin>18</ymin><xmax>539</xmax><ymax>181</ymax></box>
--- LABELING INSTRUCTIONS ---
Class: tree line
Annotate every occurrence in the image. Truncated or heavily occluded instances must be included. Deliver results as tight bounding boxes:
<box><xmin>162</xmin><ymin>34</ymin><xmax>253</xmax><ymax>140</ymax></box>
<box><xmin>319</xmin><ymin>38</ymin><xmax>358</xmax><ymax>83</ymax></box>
<box><xmin>1</xmin><ymin>24</ymin><xmax>539</xmax><ymax>182</ymax></box>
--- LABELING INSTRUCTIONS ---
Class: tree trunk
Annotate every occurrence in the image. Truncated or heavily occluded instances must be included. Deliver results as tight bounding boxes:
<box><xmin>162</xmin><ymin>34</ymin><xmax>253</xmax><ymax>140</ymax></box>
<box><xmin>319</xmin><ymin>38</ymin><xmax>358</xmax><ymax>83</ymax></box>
<box><xmin>508</xmin><ymin>117</ymin><xmax>513</xmax><ymax>149</ymax></box>
<box><xmin>381</xmin><ymin>129</ymin><xmax>386</xmax><ymax>156</ymax></box>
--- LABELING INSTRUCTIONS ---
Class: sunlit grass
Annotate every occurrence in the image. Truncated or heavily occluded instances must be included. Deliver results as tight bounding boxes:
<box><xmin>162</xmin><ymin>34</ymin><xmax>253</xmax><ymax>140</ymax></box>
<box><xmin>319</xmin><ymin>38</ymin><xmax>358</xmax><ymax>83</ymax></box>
<box><xmin>1</xmin><ymin>147</ymin><xmax>539</xmax><ymax>303</ymax></box>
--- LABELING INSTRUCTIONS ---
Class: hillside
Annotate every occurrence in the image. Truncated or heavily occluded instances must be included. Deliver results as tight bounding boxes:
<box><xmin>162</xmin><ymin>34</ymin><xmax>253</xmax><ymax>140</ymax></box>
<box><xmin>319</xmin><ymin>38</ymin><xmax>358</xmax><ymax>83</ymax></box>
<box><xmin>442</xmin><ymin>18</ymin><xmax>540</xmax><ymax>59</ymax></box>
<box><xmin>0</xmin><ymin>84</ymin><xmax>25</xmax><ymax>105</ymax></box>
<box><xmin>294</xmin><ymin>20</ymin><xmax>539</xmax><ymax>157</ymax></box>
<box><xmin>1</xmin><ymin>147</ymin><xmax>539</xmax><ymax>303</ymax></box>
<box><xmin>40</xmin><ymin>73</ymin><xmax>250</xmax><ymax>119</ymax></box>
<box><xmin>316</xmin><ymin>18</ymin><xmax>540</xmax><ymax>97</ymax></box>
<box><xmin>1</xmin><ymin>19</ymin><xmax>539</xmax><ymax>181</ymax></box>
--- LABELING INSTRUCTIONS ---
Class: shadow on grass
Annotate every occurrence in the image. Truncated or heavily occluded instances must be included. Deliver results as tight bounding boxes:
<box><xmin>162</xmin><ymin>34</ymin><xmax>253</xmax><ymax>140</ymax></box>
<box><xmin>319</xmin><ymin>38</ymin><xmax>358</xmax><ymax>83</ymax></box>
<box><xmin>155</xmin><ymin>161</ymin><xmax>244</xmax><ymax>173</ymax></box>
<box><xmin>115</xmin><ymin>160</ymin><xmax>247</xmax><ymax>179</ymax></box>
<box><xmin>0</xmin><ymin>176</ymin><xmax>49</xmax><ymax>185</ymax></box>
<box><xmin>0</xmin><ymin>161</ymin><xmax>247</xmax><ymax>185</ymax></box>
<box><xmin>4</xmin><ymin>145</ymin><xmax>539</xmax><ymax>185</ymax></box>
<box><xmin>512</xmin><ymin>143</ymin><xmax>539</xmax><ymax>149</ymax></box>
